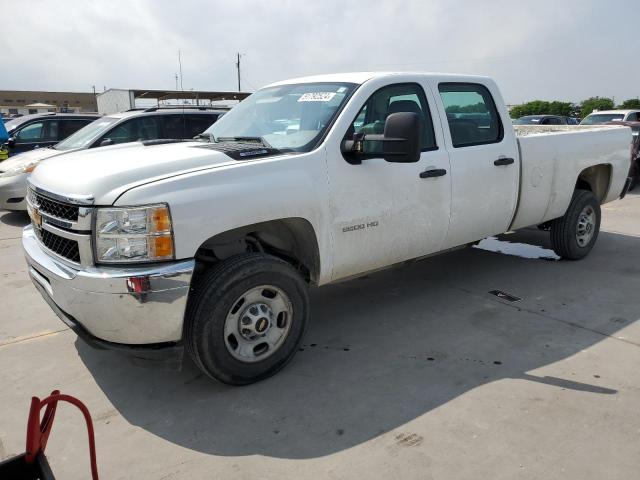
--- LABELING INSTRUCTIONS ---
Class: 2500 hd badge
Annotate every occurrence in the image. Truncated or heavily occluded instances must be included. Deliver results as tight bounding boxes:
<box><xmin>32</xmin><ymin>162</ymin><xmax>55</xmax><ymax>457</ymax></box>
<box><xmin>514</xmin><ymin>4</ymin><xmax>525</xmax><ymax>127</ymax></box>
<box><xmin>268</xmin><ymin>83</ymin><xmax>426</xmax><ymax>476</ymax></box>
<box><xmin>342</xmin><ymin>220</ymin><xmax>379</xmax><ymax>233</ymax></box>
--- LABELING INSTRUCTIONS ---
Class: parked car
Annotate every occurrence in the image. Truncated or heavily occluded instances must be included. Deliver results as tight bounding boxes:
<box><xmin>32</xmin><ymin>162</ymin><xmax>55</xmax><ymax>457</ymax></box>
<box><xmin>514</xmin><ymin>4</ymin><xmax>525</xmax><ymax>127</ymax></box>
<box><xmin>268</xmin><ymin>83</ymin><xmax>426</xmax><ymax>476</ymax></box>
<box><xmin>580</xmin><ymin>109</ymin><xmax>640</xmax><ymax>125</ymax></box>
<box><xmin>2</xmin><ymin>113</ymin><xmax>100</xmax><ymax>157</ymax></box>
<box><xmin>22</xmin><ymin>72</ymin><xmax>632</xmax><ymax>385</ymax></box>
<box><xmin>513</xmin><ymin>115</ymin><xmax>569</xmax><ymax>125</ymax></box>
<box><xmin>605</xmin><ymin>121</ymin><xmax>640</xmax><ymax>190</ymax></box>
<box><xmin>0</xmin><ymin>107</ymin><xmax>225</xmax><ymax>210</ymax></box>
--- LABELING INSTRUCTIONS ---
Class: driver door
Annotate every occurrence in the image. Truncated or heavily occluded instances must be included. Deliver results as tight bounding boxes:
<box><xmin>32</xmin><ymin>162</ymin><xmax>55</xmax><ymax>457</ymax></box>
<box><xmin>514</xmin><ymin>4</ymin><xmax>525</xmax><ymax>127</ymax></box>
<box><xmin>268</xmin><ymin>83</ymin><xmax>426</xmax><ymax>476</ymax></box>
<box><xmin>326</xmin><ymin>82</ymin><xmax>452</xmax><ymax>281</ymax></box>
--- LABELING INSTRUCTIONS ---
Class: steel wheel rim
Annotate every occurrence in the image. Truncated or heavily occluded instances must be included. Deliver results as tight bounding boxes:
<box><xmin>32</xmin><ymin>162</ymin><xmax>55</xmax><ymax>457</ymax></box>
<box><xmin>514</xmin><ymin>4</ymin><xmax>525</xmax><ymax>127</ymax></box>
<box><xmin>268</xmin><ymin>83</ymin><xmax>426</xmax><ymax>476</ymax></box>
<box><xmin>223</xmin><ymin>285</ymin><xmax>293</xmax><ymax>363</ymax></box>
<box><xmin>576</xmin><ymin>205</ymin><xmax>596</xmax><ymax>247</ymax></box>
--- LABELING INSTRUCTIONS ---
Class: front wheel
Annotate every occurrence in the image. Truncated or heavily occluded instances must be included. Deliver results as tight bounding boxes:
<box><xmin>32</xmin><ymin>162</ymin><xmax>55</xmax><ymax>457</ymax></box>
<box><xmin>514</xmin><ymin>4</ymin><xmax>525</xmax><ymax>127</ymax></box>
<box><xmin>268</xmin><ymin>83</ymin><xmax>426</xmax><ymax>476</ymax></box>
<box><xmin>550</xmin><ymin>189</ymin><xmax>601</xmax><ymax>260</ymax></box>
<box><xmin>184</xmin><ymin>253</ymin><xmax>309</xmax><ymax>385</ymax></box>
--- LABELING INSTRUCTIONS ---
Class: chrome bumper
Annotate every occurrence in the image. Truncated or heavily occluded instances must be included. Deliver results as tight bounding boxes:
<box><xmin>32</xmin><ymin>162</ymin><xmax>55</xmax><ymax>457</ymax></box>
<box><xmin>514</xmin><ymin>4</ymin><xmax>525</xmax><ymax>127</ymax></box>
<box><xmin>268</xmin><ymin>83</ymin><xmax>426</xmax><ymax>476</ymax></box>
<box><xmin>22</xmin><ymin>224</ymin><xmax>194</xmax><ymax>346</ymax></box>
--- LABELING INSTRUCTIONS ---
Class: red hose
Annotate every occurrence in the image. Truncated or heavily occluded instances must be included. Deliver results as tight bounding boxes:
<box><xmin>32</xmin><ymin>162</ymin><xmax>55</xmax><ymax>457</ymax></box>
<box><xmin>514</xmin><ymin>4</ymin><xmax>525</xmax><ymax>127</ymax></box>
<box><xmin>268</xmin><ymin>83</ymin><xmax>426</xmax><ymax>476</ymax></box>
<box><xmin>25</xmin><ymin>392</ymin><xmax>99</xmax><ymax>480</ymax></box>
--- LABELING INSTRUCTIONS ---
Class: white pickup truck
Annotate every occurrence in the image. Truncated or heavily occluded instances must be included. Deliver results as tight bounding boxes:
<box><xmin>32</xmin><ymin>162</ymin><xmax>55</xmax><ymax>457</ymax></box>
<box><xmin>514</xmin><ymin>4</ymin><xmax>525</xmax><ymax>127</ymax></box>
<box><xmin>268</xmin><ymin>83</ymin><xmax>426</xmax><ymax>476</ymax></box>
<box><xmin>22</xmin><ymin>72</ymin><xmax>633</xmax><ymax>384</ymax></box>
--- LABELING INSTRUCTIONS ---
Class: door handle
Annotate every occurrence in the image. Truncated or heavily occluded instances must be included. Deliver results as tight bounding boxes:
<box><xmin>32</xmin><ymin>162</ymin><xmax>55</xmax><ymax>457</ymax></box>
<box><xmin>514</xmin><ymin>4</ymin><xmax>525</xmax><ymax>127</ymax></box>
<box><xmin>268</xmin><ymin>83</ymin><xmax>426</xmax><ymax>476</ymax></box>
<box><xmin>420</xmin><ymin>168</ymin><xmax>447</xmax><ymax>179</ymax></box>
<box><xmin>494</xmin><ymin>157</ymin><xmax>515</xmax><ymax>166</ymax></box>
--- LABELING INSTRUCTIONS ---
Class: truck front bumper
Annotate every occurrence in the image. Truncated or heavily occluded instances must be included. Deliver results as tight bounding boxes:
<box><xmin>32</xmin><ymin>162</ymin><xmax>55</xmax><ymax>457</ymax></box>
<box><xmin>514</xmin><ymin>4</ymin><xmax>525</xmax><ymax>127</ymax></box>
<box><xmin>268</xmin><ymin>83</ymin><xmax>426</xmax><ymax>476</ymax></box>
<box><xmin>22</xmin><ymin>225</ymin><xmax>194</xmax><ymax>368</ymax></box>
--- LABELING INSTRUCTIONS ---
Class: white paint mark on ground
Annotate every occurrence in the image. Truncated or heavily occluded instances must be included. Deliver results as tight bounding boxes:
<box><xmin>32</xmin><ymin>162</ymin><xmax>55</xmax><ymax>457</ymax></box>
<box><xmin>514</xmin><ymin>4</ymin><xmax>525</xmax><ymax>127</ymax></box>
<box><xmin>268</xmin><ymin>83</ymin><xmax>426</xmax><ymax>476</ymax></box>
<box><xmin>473</xmin><ymin>236</ymin><xmax>560</xmax><ymax>261</ymax></box>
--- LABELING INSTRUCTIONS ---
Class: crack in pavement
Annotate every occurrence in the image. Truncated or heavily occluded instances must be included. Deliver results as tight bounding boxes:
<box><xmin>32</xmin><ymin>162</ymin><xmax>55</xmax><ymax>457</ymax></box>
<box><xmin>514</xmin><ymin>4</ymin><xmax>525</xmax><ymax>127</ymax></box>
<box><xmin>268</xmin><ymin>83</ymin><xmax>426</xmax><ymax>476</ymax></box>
<box><xmin>0</xmin><ymin>328</ymin><xmax>70</xmax><ymax>348</ymax></box>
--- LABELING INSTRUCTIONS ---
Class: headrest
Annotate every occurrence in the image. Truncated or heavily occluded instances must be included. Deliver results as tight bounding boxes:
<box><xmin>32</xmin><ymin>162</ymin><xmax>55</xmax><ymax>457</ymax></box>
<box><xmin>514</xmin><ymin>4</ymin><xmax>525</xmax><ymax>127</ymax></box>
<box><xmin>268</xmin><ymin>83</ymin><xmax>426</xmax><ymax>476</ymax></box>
<box><xmin>388</xmin><ymin>100</ymin><xmax>422</xmax><ymax>115</ymax></box>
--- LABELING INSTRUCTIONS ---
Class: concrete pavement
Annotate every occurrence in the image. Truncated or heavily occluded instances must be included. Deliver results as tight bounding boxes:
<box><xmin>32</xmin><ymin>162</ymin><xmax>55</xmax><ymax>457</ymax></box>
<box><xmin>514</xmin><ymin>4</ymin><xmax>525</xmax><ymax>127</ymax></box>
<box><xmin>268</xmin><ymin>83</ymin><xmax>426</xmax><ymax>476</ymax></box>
<box><xmin>1</xmin><ymin>193</ymin><xmax>639</xmax><ymax>479</ymax></box>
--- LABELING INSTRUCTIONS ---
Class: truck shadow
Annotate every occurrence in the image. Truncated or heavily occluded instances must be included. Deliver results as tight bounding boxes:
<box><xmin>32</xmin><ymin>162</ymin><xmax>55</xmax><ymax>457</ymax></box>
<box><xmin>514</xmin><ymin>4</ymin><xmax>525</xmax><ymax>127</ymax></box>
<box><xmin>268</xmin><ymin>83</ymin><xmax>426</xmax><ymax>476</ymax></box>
<box><xmin>76</xmin><ymin>228</ymin><xmax>640</xmax><ymax>459</ymax></box>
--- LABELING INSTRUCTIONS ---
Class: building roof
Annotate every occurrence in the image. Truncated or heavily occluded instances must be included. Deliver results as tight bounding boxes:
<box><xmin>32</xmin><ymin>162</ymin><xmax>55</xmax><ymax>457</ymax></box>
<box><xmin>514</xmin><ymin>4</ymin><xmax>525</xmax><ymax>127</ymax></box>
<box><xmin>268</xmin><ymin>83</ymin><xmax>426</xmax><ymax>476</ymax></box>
<box><xmin>25</xmin><ymin>102</ymin><xmax>56</xmax><ymax>108</ymax></box>
<box><xmin>99</xmin><ymin>88</ymin><xmax>251</xmax><ymax>101</ymax></box>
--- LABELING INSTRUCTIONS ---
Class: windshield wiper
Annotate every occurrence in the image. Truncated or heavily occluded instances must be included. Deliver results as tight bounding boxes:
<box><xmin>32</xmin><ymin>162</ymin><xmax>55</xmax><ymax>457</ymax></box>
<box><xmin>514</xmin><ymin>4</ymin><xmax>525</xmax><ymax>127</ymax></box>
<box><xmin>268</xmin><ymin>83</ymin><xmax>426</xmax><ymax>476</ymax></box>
<box><xmin>193</xmin><ymin>132</ymin><xmax>217</xmax><ymax>143</ymax></box>
<box><xmin>216</xmin><ymin>136</ymin><xmax>273</xmax><ymax>148</ymax></box>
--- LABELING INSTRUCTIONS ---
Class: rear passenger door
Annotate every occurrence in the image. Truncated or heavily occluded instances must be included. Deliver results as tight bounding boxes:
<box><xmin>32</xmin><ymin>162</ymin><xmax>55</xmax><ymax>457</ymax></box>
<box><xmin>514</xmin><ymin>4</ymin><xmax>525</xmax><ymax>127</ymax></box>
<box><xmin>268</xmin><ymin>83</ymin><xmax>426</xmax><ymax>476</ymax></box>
<box><xmin>435</xmin><ymin>82</ymin><xmax>519</xmax><ymax>247</ymax></box>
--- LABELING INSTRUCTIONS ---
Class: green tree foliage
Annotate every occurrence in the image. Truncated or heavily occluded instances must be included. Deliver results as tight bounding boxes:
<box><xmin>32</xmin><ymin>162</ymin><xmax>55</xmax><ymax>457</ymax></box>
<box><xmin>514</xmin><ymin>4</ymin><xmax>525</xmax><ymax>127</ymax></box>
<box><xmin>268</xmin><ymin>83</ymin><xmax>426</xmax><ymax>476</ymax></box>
<box><xmin>510</xmin><ymin>100</ymin><xmax>575</xmax><ymax>119</ymax></box>
<box><xmin>445</xmin><ymin>102</ymin><xmax>488</xmax><ymax>114</ymax></box>
<box><xmin>618</xmin><ymin>98</ymin><xmax>640</xmax><ymax>109</ymax></box>
<box><xmin>580</xmin><ymin>97</ymin><xmax>614</xmax><ymax>118</ymax></box>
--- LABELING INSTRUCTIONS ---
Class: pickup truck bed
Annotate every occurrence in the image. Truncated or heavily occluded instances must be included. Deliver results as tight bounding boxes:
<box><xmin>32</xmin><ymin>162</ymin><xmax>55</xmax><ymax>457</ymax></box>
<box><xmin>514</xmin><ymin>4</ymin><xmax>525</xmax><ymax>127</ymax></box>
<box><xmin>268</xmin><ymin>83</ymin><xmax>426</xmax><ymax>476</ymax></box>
<box><xmin>511</xmin><ymin>125</ymin><xmax>631</xmax><ymax>230</ymax></box>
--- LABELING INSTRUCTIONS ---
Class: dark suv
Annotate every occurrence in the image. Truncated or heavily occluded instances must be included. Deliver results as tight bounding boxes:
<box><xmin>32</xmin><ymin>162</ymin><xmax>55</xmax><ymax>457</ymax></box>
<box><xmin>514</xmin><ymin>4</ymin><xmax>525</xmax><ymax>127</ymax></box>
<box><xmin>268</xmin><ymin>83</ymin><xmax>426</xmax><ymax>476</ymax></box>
<box><xmin>51</xmin><ymin>107</ymin><xmax>225</xmax><ymax>152</ymax></box>
<box><xmin>3</xmin><ymin>113</ymin><xmax>101</xmax><ymax>156</ymax></box>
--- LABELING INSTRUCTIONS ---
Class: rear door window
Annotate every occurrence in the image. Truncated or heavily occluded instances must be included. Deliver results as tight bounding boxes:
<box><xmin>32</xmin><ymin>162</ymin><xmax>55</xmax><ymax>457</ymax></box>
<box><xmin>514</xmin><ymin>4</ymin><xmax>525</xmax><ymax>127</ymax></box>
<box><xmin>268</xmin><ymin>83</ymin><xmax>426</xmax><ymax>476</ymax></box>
<box><xmin>59</xmin><ymin>119</ymin><xmax>93</xmax><ymax>139</ymax></box>
<box><xmin>438</xmin><ymin>83</ymin><xmax>503</xmax><ymax>147</ymax></box>
<box><xmin>103</xmin><ymin>117</ymin><xmax>160</xmax><ymax>144</ymax></box>
<box><xmin>42</xmin><ymin>120</ymin><xmax>59</xmax><ymax>141</ymax></box>
<box><xmin>161</xmin><ymin>115</ymin><xmax>185</xmax><ymax>138</ymax></box>
<box><xmin>185</xmin><ymin>114</ymin><xmax>218</xmax><ymax>138</ymax></box>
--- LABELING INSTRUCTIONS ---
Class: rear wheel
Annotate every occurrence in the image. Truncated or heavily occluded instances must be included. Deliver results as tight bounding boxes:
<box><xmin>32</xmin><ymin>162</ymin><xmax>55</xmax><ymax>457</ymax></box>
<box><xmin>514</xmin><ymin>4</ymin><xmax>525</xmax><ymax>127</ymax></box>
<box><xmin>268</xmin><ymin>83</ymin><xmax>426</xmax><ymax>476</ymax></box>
<box><xmin>629</xmin><ymin>160</ymin><xmax>639</xmax><ymax>191</ymax></box>
<box><xmin>185</xmin><ymin>253</ymin><xmax>309</xmax><ymax>385</ymax></box>
<box><xmin>550</xmin><ymin>190</ymin><xmax>601</xmax><ymax>260</ymax></box>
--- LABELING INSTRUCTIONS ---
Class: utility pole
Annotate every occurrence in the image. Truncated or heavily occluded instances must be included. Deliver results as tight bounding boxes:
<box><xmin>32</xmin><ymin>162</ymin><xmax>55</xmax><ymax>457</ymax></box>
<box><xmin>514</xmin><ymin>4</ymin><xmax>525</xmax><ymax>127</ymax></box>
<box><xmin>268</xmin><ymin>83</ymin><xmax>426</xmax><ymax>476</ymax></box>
<box><xmin>236</xmin><ymin>53</ymin><xmax>241</xmax><ymax>92</ymax></box>
<box><xmin>175</xmin><ymin>74</ymin><xmax>179</xmax><ymax>90</ymax></box>
<box><xmin>178</xmin><ymin>50</ymin><xmax>184</xmax><ymax>91</ymax></box>
<box><xmin>92</xmin><ymin>85</ymin><xmax>96</xmax><ymax>95</ymax></box>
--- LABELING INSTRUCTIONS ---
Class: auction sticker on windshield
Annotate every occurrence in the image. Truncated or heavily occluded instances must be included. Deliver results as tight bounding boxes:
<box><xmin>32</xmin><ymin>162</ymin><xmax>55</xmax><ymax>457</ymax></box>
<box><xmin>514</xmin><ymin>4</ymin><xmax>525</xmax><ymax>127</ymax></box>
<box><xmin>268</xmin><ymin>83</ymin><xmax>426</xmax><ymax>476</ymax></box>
<box><xmin>298</xmin><ymin>92</ymin><xmax>337</xmax><ymax>102</ymax></box>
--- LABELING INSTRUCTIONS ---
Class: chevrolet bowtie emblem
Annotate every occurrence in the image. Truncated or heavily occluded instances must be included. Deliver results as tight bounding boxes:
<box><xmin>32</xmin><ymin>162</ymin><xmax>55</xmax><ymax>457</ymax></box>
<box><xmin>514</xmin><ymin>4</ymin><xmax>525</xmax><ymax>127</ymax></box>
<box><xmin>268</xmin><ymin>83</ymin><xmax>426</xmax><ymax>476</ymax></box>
<box><xmin>28</xmin><ymin>204</ymin><xmax>42</xmax><ymax>228</ymax></box>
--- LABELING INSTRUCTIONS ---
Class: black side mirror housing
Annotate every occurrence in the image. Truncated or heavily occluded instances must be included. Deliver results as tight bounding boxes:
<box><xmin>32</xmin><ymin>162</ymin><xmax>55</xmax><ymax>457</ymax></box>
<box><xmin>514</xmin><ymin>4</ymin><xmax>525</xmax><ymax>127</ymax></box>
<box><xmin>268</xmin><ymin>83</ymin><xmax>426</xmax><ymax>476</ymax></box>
<box><xmin>99</xmin><ymin>138</ymin><xmax>113</xmax><ymax>147</ymax></box>
<box><xmin>342</xmin><ymin>112</ymin><xmax>422</xmax><ymax>164</ymax></box>
<box><xmin>7</xmin><ymin>137</ymin><xmax>15</xmax><ymax>148</ymax></box>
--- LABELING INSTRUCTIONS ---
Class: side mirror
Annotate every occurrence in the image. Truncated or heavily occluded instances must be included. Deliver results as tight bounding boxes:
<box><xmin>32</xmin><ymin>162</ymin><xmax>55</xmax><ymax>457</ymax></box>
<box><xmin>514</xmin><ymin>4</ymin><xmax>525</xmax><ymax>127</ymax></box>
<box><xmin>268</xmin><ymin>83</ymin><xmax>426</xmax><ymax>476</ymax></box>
<box><xmin>7</xmin><ymin>137</ymin><xmax>15</xmax><ymax>147</ymax></box>
<box><xmin>99</xmin><ymin>138</ymin><xmax>114</xmax><ymax>147</ymax></box>
<box><xmin>341</xmin><ymin>112</ymin><xmax>422</xmax><ymax>164</ymax></box>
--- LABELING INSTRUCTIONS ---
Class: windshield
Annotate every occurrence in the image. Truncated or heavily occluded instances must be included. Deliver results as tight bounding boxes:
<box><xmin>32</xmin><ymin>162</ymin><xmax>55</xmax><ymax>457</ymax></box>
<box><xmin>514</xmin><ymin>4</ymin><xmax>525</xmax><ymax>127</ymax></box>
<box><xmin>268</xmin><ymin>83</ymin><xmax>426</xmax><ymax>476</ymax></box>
<box><xmin>580</xmin><ymin>113</ymin><xmax>625</xmax><ymax>125</ymax></box>
<box><xmin>513</xmin><ymin>116</ymin><xmax>544</xmax><ymax>125</ymax></box>
<box><xmin>204</xmin><ymin>82</ymin><xmax>356</xmax><ymax>152</ymax></box>
<box><xmin>55</xmin><ymin>117</ymin><xmax>119</xmax><ymax>150</ymax></box>
<box><xmin>4</xmin><ymin>118</ymin><xmax>23</xmax><ymax>133</ymax></box>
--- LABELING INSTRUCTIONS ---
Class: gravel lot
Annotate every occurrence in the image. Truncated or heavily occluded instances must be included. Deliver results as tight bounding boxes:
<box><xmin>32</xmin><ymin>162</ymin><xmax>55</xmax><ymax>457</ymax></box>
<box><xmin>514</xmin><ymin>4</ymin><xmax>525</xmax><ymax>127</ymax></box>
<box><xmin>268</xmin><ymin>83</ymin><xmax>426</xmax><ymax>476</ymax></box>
<box><xmin>1</xmin><ymin>193</ymin><xmax>639</xmax><ymax>479</ymax></box>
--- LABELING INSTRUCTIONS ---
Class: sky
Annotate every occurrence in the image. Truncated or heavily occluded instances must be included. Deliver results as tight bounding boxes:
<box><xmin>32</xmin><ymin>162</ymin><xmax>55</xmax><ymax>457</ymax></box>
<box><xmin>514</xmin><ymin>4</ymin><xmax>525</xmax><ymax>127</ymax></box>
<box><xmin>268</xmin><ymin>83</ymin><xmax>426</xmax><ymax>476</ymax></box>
<box><xmin>3</xmin><ymin>0</ymin><xmax>639</xmax><ymax>105</ymax></box>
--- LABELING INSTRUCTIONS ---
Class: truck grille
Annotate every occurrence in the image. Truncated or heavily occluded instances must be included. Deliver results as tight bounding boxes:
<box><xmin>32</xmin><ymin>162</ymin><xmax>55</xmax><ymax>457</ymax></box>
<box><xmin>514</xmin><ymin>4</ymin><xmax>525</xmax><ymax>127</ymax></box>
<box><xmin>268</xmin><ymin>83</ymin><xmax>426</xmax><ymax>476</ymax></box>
<box><xmin>27</xmin><ymin>189</ymin><xmax>79</xmax><ymax>221</ymax></box>
<box><xmin>34</xmin><ymin>226</ymin><xmax>81</xmax><ymax>263</ymax></box>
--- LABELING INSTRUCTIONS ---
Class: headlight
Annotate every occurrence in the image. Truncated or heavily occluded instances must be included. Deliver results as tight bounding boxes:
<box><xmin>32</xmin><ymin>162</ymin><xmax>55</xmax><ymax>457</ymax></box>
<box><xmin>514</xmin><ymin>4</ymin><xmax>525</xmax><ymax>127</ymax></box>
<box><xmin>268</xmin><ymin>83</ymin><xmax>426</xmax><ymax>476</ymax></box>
<box><xmin>0</xmin><ymin>161</ymin><xmax>39</xmax><ymax>177</ymax></box>
<box><xmin>95</xmin><ymin>204</ymin><xmax>175</xmax><ymax>263</ymax></box>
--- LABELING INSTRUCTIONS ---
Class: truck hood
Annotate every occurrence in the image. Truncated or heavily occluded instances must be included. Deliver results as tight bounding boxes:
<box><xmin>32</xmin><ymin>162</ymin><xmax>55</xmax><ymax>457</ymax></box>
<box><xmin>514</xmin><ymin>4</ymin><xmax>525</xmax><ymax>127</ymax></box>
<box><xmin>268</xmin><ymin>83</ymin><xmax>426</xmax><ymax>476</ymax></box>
<box><xmin>29</xmin><ymin>141</ymin><xmax>241</xmax><ymax>205</ymax></box>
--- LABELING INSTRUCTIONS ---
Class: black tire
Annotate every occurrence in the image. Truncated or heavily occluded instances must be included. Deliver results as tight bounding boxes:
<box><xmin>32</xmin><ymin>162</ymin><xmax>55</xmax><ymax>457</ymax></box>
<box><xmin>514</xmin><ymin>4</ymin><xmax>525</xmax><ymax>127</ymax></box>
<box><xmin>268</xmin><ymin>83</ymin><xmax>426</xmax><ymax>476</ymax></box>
<box><xmin>550</xmin><ymin>189</ymin><xmax>601</xmax><ymax>260</ymax></box>
<box><xmin>629</xmin><ymin>160</ymin><xmax>639</xmax><ymax>191</ymax></box>
<box><xmin>184</xmin><ymin>253</ymin><xmax>309</xmax><ymax>385</ymax></box>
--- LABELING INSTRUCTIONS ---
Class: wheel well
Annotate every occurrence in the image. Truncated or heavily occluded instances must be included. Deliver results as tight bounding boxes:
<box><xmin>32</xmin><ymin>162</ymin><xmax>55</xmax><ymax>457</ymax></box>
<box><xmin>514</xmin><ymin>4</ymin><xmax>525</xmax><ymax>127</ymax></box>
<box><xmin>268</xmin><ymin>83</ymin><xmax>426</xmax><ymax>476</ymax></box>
<box><xmin>193</xmin><ymin>218</ymin><xmax>320</xmax><ymax>285</ymax></box>
<box><xmin>575</xmin><ymin>164</ymin><xmax>611</xmax><ymax>203</ymax></box>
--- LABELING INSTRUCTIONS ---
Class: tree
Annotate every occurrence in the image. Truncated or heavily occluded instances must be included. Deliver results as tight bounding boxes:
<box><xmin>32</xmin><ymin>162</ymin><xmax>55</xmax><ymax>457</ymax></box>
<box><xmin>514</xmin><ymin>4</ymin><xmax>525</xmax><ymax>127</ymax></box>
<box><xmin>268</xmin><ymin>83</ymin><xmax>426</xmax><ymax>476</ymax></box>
<box><xmin>580</xmin><ymin>97</ymin><xmax>614</xmax><ymax>118</ymax></box>
<box><xmin>618</xmin><ymin>98</ymin><xmax>640</xmax><ymax>109</ymax></box>
<box><xmin>510</xmin><ymin>100</ymin><xmax>575</xmax><ymax>119</ymax></box>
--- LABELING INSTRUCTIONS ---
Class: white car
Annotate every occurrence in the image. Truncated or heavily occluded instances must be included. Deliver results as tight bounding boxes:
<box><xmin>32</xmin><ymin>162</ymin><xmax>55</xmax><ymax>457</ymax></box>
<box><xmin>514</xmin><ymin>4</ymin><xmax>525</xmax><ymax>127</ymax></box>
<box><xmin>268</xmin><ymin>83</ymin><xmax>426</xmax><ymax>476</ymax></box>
<box><xmin>580</xmin><ymin>109</ymin><xmax>640</xmax><ymax>125</ymax></box>
<box><xmin>22</xmin><ymin>72</ymin><xmax>632</xmax><ymax>385</ymax></box>
<box><xmin>0</xmin><ymin>108</ymin><xmax>224</xmax><ymax>210</ymax></box>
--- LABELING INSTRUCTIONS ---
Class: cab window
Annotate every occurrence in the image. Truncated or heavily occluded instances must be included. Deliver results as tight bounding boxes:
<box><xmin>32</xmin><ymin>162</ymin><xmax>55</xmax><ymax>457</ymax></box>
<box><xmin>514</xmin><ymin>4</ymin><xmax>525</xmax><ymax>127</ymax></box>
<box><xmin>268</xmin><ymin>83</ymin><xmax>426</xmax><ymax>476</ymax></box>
<box><xmin>438</xmin><ymin>83</ymin><xmax>503</xmax><ymax>147</ymax></box>
<box><xmin>345</xmin><ymin>83</ymin><xmax>437</xmax><ymax>152</ymax></box>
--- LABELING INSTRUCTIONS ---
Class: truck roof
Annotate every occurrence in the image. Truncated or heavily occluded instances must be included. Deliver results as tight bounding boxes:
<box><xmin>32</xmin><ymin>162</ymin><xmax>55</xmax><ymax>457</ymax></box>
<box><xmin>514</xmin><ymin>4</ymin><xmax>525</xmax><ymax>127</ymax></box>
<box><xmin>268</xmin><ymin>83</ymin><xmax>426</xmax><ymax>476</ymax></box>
<box><xmin>267</xmin><ymin>71</ymin><xmax>491</xmax><ymax>87</ymax></box>
<box><xmin>588</xmin><ymin>109</ymin><xmax>640</xmax><ymax>115</ymax></box>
